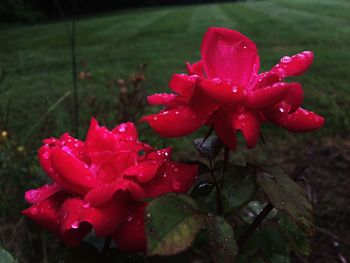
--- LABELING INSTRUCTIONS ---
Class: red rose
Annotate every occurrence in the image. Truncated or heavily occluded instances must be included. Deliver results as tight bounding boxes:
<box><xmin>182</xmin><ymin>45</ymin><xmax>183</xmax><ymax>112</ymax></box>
<box><xmin>142</xmin><ymin>27</ymin><xmax>325</xmax><ymax>150</ymax></box>
<box><xmin>22</xmin><ymin>119</ymin><xmax>198</xmax><ymax>252</ymax></box>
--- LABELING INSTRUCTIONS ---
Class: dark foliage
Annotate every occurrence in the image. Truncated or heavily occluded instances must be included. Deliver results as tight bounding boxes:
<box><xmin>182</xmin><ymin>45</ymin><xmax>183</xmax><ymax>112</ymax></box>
<box><xmin>0</xmin><ymin>0</ymin><xmax>242</xmax><ymax>23</ymax></box>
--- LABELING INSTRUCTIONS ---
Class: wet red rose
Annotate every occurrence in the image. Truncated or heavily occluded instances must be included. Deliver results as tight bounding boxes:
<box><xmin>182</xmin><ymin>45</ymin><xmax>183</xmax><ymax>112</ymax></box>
<box><xmin>22</xmin><ymin>119</ymin><xmax>198</xmax><ymax>252</ymax></box>
<box><xmin>142</xmin><ymin>27</ymin><xmax>325</xmax><ymax>150</ymax></box>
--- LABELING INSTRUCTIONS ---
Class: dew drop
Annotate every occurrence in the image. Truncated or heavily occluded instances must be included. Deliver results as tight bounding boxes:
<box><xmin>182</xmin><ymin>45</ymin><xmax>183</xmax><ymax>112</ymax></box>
<box><xmin>127</xmin><ymin>215</ymin><xmax>134</xmax><ymax>222</ymax></box>
<box><xmin>173</xmin><ymin>168</ymin><xmax>179</xmax><ymax>173</ymax></box>
<box><xmin>118</xmin><ymin>124</ymin><xmax>127</xmax><ymax>133</ymax></box>
<box><xmin>71</xmin><ymin>221</ymin><xmax>79</xmax><ymax>229</ymax></box>
<box><xmin>146</xmin><ymin>213</ymin><xmax>151</xmax><ymax>219</ymax></box>
<box><xmin>62</xmin><ymin>146</ymin><xmax>71</xmax><ymax>154</ymax></box>
<box><xmin>280</xmin><ymin>56</ymin><xmax>292</xmax><ymax>63</ymax></box>
<box><xmin>281</xmin><ymin>201</ymin><xmax>286</xmax><ymax>205</ymax></box>
<box><xmin>82</xmin><ymin>202</ymin><xmax>90</xmax><ymax>208</ymax></box>
<box><xmin>42</xmin><ymin>151</ymin><xmax>50</xmax><ymax>160</ymax></box>
<box><xmin>31</xmin><ymin>207</ymin><xmax>39</xmax><ymax>215</ymax></box>
<box><xmin>231</xmin><ymin>86</ymin><xmax>238</xmax><ymax>93</ymax></box>
<box><xmin>278</xmin><ymin>107</ymin><xmax>286</xmax><ymax>113</ymax></box>
<box><xmin>211</xmin><ymin>78</ymin><xmax>222</xmax><ymax>85</ymax></box>
<box><xmin>153</xmin><ymin>116</ymin><xmax>158</xmax><ymax>121</ymax></box>
<box><xmin>172</xmin><ymin>181</ymin><xmax>181</xmax><ymax>190</ymax></box>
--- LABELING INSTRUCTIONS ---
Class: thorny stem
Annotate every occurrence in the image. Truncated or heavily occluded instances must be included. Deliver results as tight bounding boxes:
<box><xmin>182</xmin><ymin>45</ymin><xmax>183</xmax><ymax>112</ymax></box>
<box><xmin>237</xmin><ymin>163</ymin><xmax>309</xmax><ymax>248</ymax></box>
<box><xmin>208</xmin><ymin>156</ymin><xmax>224</xmax><ymax>215</ymax></box>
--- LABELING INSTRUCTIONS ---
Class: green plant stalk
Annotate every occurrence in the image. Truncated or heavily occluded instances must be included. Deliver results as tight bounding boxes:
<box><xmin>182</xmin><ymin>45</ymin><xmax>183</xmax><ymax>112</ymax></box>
<box><xmin>237</xmin><ymin>163</ymin><xmax>309</xmax><ymax>248</ymax></box>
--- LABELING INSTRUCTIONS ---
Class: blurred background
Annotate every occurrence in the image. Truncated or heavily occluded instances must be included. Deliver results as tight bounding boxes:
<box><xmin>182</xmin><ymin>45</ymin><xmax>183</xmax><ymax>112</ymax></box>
<box><xmin>0</xmin><ymin>0</ymin><xmax>349</xmax><ymax>262</ymax></box>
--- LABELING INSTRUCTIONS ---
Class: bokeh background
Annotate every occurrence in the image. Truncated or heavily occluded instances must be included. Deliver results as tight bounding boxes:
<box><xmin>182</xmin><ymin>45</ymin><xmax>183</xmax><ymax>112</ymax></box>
<box><xmin>0</xmin><ymin>0</ymin><xmax>349</xmax><ymax>262</ymax></box>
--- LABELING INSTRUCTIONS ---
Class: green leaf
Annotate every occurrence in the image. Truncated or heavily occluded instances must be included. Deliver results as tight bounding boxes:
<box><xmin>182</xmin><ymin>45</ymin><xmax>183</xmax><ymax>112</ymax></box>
<box><xmin>206</xmin><ymin>216</ymin><xmax>238</xmax><ymax>263</ymax></box>
<box><xmin>193</xmin><ymin>135</ymin><xmax>223</xmax><ymax>159</ymax></box>
<box><xmin>259</xmin><ymin>227</ymin><xmax>287</xmax><ymax>260</ymax></box>
<box><xmin>0</xmin><ymin>248</ymin><xmax>16</xmax><ymax>263</ymax></box>
<box><xmin>146</xmin><ymin>194</ymin><xmax>204</xmax><ymax>256</ymax></box>
<box><xmin>221</xmin><ymin>165</ymin><xmax>257</xmax><ymax>213</ymax></box>
<box><xmin>256</xmin><ymin>168</ymin><xmax>315</xmax><ymax>236</ymax></box>
<box><xmin>278</xmin><ymin>214</ymin><xmax>311</xmax><ymax>256</ymax></box>
<box><xmin>235</xmin><ymin>225</ymin><xmax>260</xmax><ymax>257</ymax></box>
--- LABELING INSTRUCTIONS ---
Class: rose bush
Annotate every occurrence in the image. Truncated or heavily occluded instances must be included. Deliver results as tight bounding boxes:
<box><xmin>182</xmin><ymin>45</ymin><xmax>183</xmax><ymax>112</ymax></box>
<box><xmin>22</xmin><ymin>118</ymin><xmax>198</xmax><ymax>252</ymax></box>
<box><xmin>142</xmin><ymin>27</ymin><xmax>325</xmax><ymax>149</ymax></box>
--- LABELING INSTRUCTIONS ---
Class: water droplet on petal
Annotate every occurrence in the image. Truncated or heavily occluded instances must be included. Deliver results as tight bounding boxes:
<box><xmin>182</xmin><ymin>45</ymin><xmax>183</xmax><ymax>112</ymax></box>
<box><xmin>62</xmin><ymin>146</ymin><xmax>71</xmax><ymax>154</ymax></box>
<box><xmin>31</xmin><ymin>207</ymin><xmax>39</xmax><ymax>215</ymax></box>
<box><xmin>280</xmin><ymin>56</ymin><xmax>292</xmax><ymax>63</ymax></box>
<box><xmin>71</xmin><ymin>221</ymin><xmax>79</xmax><ymax>229</ymax></box>
<box><xmin>42</xmin><ymin>151</ymin><xmax>50</xmax><ymax>160</ymax></box>
<box><xmin>232</xmin><ymin>86</ymin><xmax>238</xmax><ymax>93</ymax></box>
<box><xmin>172</xmin><ymin>181</ymin><xmax>181</xmax><ymax>190</ymax></box>
<box><xmin>279</xmin><ymin>107</ymin><xmax>286</xmax><ymax>113</ymax></box>
<box><xmin>146</xmin><ymin>213</ymin><xmax>151</xmax><ymax>219</ymax></box>
<box><xmin>127</xmin><ymin>215</ymin><xmax>134</xmax><ymax>222</ymax></box>
<box><xmin>82</xmin><ymin>202</ymin><xmax>90</xmax><ymax>208</ymax></box>
<box><xmin>118</xmin><ymin>124</ymin><xmax>127</xmax><ymax>133</ymax></box>
<box><xmin>173</xmin><ymin>168</ymin><xmax>179</xmax><ymax>173</ymax></box>
<box><xmin>211</xmin><ymin>78</ymin><xmax>222</xmax><ymax>85</ymax></box>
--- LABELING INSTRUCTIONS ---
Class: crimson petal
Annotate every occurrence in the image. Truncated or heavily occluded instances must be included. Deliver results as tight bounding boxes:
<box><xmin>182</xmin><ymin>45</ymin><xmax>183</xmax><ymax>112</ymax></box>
<box><xmin>147</xmin><ymin>93</ymin><xmax>178</xmax><ymax>106</ymax></box>
<box><xmin>280</xmin><ymin>108</ymin><xmax>325</xmax><ymax>132</ymax></box>
<box><xmin>169</xmin><ymin>73</ymin><xmax>197</xmax><ymax>98</ymax></box>
<box><xmin>113</xmin><ymin>202</ymin><xmax>147</xmax><ymax>253</ymax></box>
<box><xmin>186</xmin><ymin>60</ymin><xmax>204</xmax><ymax>77</ymax></box>
<box><xmin>84</xmin><ymin>179</ymin><xmax>145</xmax><ymax>206</ymax></box>
<box><xmin>51</xmin><ymin>147</ymin><xmax>97</xmax><ymax>194</ymax></box>
<box><xmin>199</xmin><ymin>78</ymin><xmax>245</xmax><ymax>104</ymax></box>
<box><xmin>201</xmin><ymin>27</ymin><xmax>259</xmax><ymax>86</ymax></box>
<box><xmin>123</xmin><ymin>160</ymin><xmax>161</xmax><ymax>184</ymax></box>
<box><xmin>60</xmin><ymin>198</ymin><xmax>127</xmax><ymax>246</ymax></box>
<box><xmin>246</xmin><ymin>82</ymin><xmax>289</xmax><ymax>110</ymax></box>
<box><xmin>232</xmin><ymin>111</ymin><xmax>261</xmax><ymax>148</ymax></box>
<box><xmin>271</xmin><ymin>51</ymin><xmax>313</xmax><ymax>78</ymax></box>
<box><xmin>141</xmin><ymin>107</ymin><xmax>204</xmax><ymax>137</ymax></box>
<box><xmin>25</xmin><ymin>183</ymin><xmax>63</xmax><ymax>204</ymax></box>
<box><xmin>214</xmin><ymin>108</ymin><xmax>237</xmax><ymax>150</ymax></box>
<box><xmin>142</xmin><ymin>162</ymin><xmax>198</xmax><ymax>198</ymax></box>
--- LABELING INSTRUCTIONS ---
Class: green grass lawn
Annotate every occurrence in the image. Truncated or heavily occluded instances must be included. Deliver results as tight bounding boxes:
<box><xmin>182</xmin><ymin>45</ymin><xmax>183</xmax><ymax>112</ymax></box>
<box><xmin>0</xmin><ymin>0</ymin><xmax>349</xmax><ymax>146</ymax></box>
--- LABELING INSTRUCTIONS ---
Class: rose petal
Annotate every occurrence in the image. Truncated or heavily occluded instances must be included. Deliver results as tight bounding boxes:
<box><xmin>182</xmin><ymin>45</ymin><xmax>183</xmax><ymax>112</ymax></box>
<box><xmin>113</xmin><ymin>202</ymin><xmax>147</xmax><ymax>253</ymax></box>
<box><xmin>147</xmin><ymin>93</ymin><xmax>178</xmax><ymax>106</ymax></box>
<box><xmin>199</xmin><ymin>78</ymin><xmax>245</xmax><ymax>104</ymax></box>
<box><xmin>147</xmin><ymin>147</ymin><xmax>172</xmax><ymax>161</ymax></box>
<box><xmin>283</xmin><ymin>82</ymin><xmax>304</xmax><ymax>113</ymax></box>
<box><xmin>142</xmin><ymin>162</ymin><xmax>198</xmax><ymax>198</ymax></box>
<box><xmin>85</xmin><ymin>179</ymin><xmax>145</xmax><ymax>206</ymax></box>
<box><xmin>271</xmin><ymin>51</ymin><xmax>313</xmax><ymax>78</ymax></box>
<box><xmin>169</xmin><ymin>73</ymin><xmax>197</xmax><ymax>98</ymax></box>
<box><xmin>232</xmin><ymin>111</ymin><xmax>261</xmax><ymax>149</ymax></box>
<box><xmin>141</xmin><ymin>107</ymin><xmax>204</xmax><ymax>137</ymax></box>
<box><xmin>251</xmin><ymin>71</ymin><xmax>281</xmax><ymax>91</ymax></box>
<box><xmin>22</xmin><ymin>192</ymin><xmax>67</xmax><ymax>237</ymax></box>
<box><xmin>112</xmin><ymin>122</ymin><xmax>138</xmax><ymax>141</ymax></box>
<box><xmin>280</xmin><ymin>108</ymin><xmax>325</xmax><ymax>132</ymax></box>
<box><xmin>123</xmin><ymin>160</ymin><xmax>161</xmax><ymax>184</ymax></box>
<box><xmin>201</xmin><ymin>27</ymin><xmax>259</xmax><ymax>86</ymax></box>
<box><xmin>186</xmin><ymin>60</ymin><xmax>204</xmax><ymax>77</ymax></box>
<box><xmin>60</xmin><ymin>198</ymin><xmax>127</xmax><ymax>246</ymax></box>
<box><xmin>25</xmin><ymin>183</ymin><xmax>63</xmax><ymax>204</ymax></box>
<box><xmin>214</xmin><ymin>107</ymin><xmax>237</xmax><ymax>150</ymax></box>
<box><xmin>246</xmin><ymin>82</ymin><xmax>289</xmax><ymax>110</ymax></box>
<box><xmin>51</xmin><ymin>147</ymin><xmax>97</xmax><ymax>194</ymax></box>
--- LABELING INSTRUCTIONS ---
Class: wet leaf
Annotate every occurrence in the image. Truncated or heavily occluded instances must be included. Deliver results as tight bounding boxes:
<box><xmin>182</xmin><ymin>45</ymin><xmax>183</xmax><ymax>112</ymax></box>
<box><xmin>206</xmin><ymin>216</ymin><xmax>238</xmax><ymax>263</ymax></box>
<box><xmin>259</xmin><ymin>227</ymin><xmax>287</xmax><ymax>260</ymax></box>
<box><xmin>221</xmin><ymin>165</ymin><xmax>258</xmax><ymax>213</ymax></box>
<box><xmin>256</xmin><ymin>168</ymin><xmax>315</xmax><ymax>236</ymax></box>
<box><xmin>0</xmin><ymin>248</ymin><xmax>16</xmax><ymax>263</ymax></box>
<box><xmin>146</xmin><ymin>194</ymin><xmax>204</xmax><ymax>256</ymax></box>
<box><xmin>278</xmin><ymin>213</ymin><xmax>311</xmax><ymax>256</ymax></box>
<box><xmin>235</xmin><ymin>225</ymin><xmax>260</xmax><ymax>257</ymax></box>
<box><xmin>193</xmin><ymin>135</ymin><xmax>223</xmax><ymax>159</ymax></box>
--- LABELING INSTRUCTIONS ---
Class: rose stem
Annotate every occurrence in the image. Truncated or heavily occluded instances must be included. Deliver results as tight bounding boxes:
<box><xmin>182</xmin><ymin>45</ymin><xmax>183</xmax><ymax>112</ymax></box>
<box><xmin>237</xmin><ymin>163</ymin><xmax>308</xmax><ymax>248</ymax></box>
